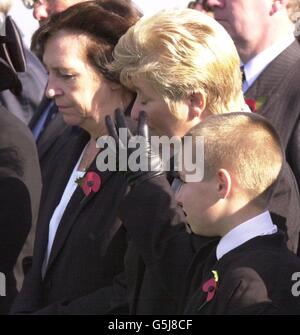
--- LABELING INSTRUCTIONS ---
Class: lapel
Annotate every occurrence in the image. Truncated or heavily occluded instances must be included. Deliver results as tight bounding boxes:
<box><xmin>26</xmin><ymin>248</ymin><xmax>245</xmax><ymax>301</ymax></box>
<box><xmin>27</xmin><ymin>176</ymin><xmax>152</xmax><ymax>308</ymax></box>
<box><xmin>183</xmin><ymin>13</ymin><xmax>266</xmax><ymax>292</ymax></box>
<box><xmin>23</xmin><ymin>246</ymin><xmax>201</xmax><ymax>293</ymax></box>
<box><xmin>245</xmin><ymin>41</ymin><xmax>300</xmax><ymax>106</ymax></box>
<box><xmin>34</xmin><ymin>129</ymin><xmax>90</xmax><ymax>269</ymax></box>
<box><xmin>183</xmin><ymin>242</ymin><xmax>219</xmax><ymax>314</ymax></box>
<box><xmin>44</xmin><ymin>157</ymin><xmax>117</xmax><ymax>276</ymax></box>
<box><xmin>179</xmin><ymin>236</ymin><xmax>219</xmax><ymax>313</ymax></box>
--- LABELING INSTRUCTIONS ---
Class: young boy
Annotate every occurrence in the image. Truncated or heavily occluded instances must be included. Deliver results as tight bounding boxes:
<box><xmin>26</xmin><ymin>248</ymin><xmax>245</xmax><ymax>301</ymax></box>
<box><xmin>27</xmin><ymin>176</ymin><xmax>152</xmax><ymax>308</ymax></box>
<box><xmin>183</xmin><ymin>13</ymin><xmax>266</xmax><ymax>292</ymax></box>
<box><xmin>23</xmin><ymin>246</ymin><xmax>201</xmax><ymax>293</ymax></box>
<box><xmin>174</xmin><ymin>112</ymin><xmax>300</xmax><ymax>314</ymax></box>
<box><xmin>106</xmin><ymin>108</ymin><xmax>300</xmax><ymax>314</ymax></box>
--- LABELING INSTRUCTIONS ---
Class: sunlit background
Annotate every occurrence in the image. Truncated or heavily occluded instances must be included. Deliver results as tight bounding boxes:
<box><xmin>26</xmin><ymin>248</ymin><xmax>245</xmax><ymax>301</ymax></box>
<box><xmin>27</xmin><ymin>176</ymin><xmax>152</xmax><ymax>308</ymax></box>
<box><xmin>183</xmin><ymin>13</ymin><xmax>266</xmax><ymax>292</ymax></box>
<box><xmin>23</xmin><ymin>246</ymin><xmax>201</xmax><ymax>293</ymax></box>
<box><xmin>9</xmin><ymin>0</ymin><xmax>191</xmax><ymax>47</ymax></box>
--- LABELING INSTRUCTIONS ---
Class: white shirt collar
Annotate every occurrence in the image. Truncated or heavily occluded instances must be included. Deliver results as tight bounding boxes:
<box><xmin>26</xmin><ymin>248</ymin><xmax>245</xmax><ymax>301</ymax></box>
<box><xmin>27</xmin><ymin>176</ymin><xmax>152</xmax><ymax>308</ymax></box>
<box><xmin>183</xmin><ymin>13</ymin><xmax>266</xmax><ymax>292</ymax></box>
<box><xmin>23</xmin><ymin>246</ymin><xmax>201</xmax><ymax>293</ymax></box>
<box><xmin>242</xmin><ymin>34</ymin><xmax>295</xmax><ymax>93</ymax></box>
<box><xmin>216</xmin><ymin>211</ymin><xmax>278</xmax><ymax>261</ymax></box>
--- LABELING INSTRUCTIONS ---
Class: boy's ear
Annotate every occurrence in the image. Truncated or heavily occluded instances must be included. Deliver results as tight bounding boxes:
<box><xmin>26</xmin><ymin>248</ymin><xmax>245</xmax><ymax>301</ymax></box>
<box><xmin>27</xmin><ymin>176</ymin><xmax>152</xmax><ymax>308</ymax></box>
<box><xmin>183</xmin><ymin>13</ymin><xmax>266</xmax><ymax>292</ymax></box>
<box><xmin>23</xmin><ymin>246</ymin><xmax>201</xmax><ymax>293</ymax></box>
<box><xmin>216</xmin><ymin>169</ymin><xmax>232</xmax><ymax>199</ymax></box>
<box><xmin>188</xmin><ymin>92</ymin><xmax>206</xmax><ymax>120</ymax></box>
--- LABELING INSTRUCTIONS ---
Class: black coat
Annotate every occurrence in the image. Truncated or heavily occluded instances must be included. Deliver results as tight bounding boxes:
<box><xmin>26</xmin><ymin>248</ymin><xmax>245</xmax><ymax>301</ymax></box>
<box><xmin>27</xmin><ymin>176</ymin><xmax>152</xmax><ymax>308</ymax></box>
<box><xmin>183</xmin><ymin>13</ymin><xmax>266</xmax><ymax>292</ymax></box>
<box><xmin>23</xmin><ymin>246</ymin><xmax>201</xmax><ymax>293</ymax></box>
<box><xmin>114</xmin><ymin>176</ymin><xmax>207</xmax><ymax>314</ymax></box>
<box><xmin>116</xmin><ymin>173</ymin><xmax>300</xmax><ymax>314</ymax></box>
<box><xmin>11</xmin><ymin>128</ymin><xmax>129</xmax><ymax>314</ymax></box>
<box><xmin>184</xmin><ymin>231</ymin><xmax>300</xmax><ymax>314</ymax></box>
<box><xmin>0</xmin><ymin>171</ymin><xmax>31</xmax><ymax>314</ymax></box>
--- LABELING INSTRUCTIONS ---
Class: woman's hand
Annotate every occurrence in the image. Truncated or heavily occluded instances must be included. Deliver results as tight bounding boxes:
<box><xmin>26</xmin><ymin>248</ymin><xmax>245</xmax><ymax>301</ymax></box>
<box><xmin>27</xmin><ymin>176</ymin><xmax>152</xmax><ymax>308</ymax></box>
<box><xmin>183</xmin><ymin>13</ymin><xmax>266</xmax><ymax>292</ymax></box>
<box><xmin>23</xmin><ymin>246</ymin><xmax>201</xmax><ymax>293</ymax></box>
<box><xmin>105</xmin><ymin>109</ymin><xmax>164</xmax><ymax>186</ymax></box>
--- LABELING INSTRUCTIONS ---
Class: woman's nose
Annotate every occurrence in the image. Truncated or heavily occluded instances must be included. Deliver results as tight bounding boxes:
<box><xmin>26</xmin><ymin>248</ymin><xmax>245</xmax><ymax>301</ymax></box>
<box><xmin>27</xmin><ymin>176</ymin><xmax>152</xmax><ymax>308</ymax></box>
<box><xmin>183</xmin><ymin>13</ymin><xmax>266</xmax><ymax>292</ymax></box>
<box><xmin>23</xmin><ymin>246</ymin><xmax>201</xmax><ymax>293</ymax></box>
<box><xmin>33</xmin><ymin>2</ymin><xmax>50</xmax><ymax>23</ymax></box>
<box><xmin>130</xmin><ymin>102</ymin><xmax>142</xmax><ymax>121</ymax></box>
<box><xmin>45</xmin><ymin>78</ymin><xmax>62</xmax><ymax>98</ymax></box>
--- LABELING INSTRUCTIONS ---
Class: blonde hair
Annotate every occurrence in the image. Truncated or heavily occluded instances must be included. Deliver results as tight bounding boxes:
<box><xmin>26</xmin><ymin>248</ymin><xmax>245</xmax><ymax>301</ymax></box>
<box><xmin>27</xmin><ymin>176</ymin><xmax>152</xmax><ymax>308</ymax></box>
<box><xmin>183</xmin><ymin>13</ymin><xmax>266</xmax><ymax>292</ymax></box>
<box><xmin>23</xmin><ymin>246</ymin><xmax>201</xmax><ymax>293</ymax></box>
<box><xmin>189</xmin><ymin>113</ymin><xmax>284</xmax><ymax>206</ymax></box>
<box><xmin>0</xmin><ymin>0</ymin><xmax>12</xmax><ymax>14</ymax></box>
<box><xmin>111</xmin><ymin>8</ymin><xmax>244</xmax><ymax>116</ymax></box>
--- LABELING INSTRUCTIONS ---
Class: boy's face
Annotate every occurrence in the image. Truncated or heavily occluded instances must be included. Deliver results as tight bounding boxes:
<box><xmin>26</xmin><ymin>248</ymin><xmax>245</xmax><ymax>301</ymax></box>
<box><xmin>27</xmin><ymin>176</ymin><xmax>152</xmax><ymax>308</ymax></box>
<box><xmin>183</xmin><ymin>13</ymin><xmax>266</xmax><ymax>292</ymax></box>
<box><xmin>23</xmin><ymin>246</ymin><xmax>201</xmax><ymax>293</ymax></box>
<box><xmin>174</xmin><ymin>173</ymin><xmax>222</xmax><ymax>236</ymax></box>
<box><xmin>130</xmin><ymin>78</ymin><xmax>200</xmax><ymax>138</ymax></box>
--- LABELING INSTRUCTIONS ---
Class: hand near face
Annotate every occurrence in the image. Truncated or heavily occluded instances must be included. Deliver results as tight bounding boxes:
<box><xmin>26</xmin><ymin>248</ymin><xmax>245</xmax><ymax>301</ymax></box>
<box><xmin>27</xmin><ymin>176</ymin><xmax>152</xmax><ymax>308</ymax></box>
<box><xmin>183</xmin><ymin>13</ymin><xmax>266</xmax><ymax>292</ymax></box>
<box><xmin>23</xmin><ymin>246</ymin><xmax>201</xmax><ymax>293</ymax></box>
<box><xmin>105</xmin><ymin>109</ymin><xmax>165</xmax><ymax>186</ymax></box>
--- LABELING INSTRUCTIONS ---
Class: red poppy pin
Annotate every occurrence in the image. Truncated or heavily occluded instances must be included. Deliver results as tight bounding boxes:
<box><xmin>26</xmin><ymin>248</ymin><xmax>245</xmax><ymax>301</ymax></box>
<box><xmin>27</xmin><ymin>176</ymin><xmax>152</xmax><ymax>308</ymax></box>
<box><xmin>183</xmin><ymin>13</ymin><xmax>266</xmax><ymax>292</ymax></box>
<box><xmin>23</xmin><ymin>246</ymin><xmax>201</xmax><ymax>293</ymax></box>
<box><xmin>245</xmin><ymin>96</ymin><xmax>267</xmax><ymax>113</ymax></box>
<box><xmin>82</xmin><ymin>171</ymin><xmax>101</xmax><ymax>196</ymax></box>
<box><xmin>76</xmin><ymin>171</ymin><xmax>101</xmax><ymax>196</ymax></box>
<box><xmin>202</xmin><ymin>270</ymin><xmax>219</xmax><ymax>302</ymax></box>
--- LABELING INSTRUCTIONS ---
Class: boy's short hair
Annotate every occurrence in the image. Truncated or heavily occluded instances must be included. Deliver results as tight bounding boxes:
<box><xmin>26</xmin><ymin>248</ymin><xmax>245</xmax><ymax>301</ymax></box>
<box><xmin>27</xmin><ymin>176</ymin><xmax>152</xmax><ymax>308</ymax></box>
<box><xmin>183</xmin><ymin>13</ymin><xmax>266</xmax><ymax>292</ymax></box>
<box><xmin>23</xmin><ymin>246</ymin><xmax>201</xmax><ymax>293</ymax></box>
<box><xmin>111</xmin><ymin>8</ymin><xmax>244</xmax><ymax>115</ymax></box>
<box><xmin>189</xmin><ymin>113</ymin><xmax>284</xmax><ymax>206</ymax></box>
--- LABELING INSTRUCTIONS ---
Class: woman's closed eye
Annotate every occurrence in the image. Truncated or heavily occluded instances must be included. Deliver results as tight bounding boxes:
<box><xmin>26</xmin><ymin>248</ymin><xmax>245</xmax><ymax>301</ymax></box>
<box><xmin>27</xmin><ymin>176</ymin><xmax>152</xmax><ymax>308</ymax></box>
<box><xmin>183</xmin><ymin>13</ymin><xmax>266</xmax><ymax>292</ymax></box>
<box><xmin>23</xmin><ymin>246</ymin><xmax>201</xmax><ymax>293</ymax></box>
<box><xmin>136</xmin><ymin>93</ymin><xmax>149</xmax><ymax>106</ymax></box>
<box><xmin>58</xmin><ymin>72</ymin><xmax>77</xmax><ymax>80</ymax></box>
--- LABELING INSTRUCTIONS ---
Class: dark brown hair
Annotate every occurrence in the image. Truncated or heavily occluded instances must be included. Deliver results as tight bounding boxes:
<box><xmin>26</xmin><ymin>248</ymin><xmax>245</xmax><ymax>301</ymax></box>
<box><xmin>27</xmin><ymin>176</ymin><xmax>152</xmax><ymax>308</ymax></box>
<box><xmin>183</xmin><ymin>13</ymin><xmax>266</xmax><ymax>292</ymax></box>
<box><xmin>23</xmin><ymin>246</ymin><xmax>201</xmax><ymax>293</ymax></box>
<box><xmin>32</xmin><ymin>0</ymin><xmax>142</xmax><ymax>82</ymax></box>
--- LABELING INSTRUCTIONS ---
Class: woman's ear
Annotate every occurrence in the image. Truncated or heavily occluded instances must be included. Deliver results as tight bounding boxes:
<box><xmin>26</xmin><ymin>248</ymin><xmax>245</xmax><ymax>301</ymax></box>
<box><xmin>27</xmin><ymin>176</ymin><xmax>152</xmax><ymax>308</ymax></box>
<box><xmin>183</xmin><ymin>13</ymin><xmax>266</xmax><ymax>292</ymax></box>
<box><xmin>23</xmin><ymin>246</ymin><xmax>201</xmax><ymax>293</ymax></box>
<box><xmin>188</xmin><ymin>92</ymin><xmax>206</xmax><ymax>120</ymax></box>
<box><xmin>216</xmin><ymin>168</ymin><xmax>232</xmax><ymax>199</ymax></box>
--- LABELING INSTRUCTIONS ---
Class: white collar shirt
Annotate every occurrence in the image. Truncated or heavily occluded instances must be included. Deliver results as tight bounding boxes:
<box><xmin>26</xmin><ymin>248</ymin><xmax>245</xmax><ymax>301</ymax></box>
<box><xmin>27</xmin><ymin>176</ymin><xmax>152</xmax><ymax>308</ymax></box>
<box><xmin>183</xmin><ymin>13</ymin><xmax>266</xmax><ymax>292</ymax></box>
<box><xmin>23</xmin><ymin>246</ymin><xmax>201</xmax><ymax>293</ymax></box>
<box><xmin>216</xmin><ymin>211</ymin><xmax>278</xmax><ymax>261</ymax></box>
<box><xmin>242</xmin><ymin>34</ymin><xmax>295</xmax><ymax>93</ymax></box>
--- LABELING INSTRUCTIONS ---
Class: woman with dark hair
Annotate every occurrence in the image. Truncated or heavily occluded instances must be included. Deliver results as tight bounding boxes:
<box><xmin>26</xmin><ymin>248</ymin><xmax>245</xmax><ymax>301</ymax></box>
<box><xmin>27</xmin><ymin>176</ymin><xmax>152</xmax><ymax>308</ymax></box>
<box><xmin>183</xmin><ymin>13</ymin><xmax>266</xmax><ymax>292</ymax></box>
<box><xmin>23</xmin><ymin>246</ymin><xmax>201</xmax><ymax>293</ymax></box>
<box><xmin>0</xmin><ymin>147</ymin><xmax>31</xmax><ymax>314</ymax></box>
<box><xmin>12</xmin><ymin>0</ymin><xmax>141</xmax><ymax>314</ymax></box>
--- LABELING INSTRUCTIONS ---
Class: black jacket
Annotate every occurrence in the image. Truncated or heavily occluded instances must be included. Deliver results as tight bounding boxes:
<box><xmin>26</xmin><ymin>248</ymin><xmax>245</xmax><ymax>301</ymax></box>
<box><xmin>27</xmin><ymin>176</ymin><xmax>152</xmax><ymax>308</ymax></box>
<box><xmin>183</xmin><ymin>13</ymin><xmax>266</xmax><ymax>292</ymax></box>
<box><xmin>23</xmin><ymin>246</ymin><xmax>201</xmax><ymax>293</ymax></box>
<box><xmin>0</xmin><ymin>171</ymin><xmax>31</xmax><ymax>314</ymax></box>
<box><xmin>184</xmin><ymin>231</ymin><xmax>300</xmax><ymax>314</ymax></box>
<box><xmin>12</xmin><ymin>128</ymin><xmax>129</xmax><ymax>314</ymax></box>
<box><xmin>116</xmin><ymin>173</ymin><xmax>300</xmax><ymax>314</ymax></box>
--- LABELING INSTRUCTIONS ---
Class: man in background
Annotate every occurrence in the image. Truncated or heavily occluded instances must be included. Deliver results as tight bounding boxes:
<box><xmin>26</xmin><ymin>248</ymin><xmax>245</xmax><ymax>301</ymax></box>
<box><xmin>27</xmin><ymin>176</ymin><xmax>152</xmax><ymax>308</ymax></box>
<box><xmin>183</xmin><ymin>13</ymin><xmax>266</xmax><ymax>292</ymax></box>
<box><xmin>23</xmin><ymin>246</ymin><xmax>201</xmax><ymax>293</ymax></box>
<box><xmin>207</xmin><ymin>0</ymin><xmax>300</xmax><ymax>196</ymax></box>
<box><xmin>0</xmin><ymin>0</ymin><xmax>46</xmax><ymax>124</ymax></box>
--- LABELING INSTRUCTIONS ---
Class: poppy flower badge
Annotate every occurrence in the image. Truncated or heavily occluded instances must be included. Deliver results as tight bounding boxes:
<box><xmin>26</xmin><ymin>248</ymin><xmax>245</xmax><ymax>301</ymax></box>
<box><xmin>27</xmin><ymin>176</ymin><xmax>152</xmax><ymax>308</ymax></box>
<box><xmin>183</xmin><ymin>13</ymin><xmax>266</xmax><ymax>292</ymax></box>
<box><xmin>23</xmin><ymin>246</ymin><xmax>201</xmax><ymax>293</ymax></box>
<box><xmin>202</xmin><ymin>270</ymin><xmax>219</xmax><ymax>302</ymax></box>
<box><xmin>198</xmin><ymin>270</ymin><xmax>219</xmax><ymax>311</ymax></box>
<box><xmin>76</xmin><ymin>171</ymin><xmax>101</xmax><ymax>199</ymax></box>
<box><xmin>245</xmin><ymin>96</ymin><xmax>267</xmax><ymax>113</ymax></box>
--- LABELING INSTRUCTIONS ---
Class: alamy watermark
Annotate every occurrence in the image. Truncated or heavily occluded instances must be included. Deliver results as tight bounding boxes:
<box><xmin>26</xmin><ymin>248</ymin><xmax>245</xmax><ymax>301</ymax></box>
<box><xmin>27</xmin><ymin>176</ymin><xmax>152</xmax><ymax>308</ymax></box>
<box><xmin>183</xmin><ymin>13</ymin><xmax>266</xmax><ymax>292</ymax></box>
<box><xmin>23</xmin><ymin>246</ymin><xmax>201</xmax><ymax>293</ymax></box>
<box><xmin>0</xmin><ymin>272</ymin><xmax>6</xmax><ymax>297</ymax></box>
<box><xmin>96</xmin><ymin>130</ymin><xmax>205</xmax><ymax>182</ymax></box>
<box><xmin>291</xmin><ymin>272</ymin><xmax>300</xmax><ymax>297</ymax></box>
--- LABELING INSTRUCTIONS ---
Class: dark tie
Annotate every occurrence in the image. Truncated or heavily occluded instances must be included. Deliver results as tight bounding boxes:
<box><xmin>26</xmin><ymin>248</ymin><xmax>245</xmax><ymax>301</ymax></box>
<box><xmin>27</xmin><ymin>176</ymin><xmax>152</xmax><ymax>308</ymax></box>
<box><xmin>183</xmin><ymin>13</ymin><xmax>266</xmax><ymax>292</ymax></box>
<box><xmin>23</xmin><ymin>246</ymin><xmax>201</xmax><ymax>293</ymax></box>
<box><xmin>240</xmin><ymin>65</ymin><xmax>246</xmax><ymax>86</ymax></box>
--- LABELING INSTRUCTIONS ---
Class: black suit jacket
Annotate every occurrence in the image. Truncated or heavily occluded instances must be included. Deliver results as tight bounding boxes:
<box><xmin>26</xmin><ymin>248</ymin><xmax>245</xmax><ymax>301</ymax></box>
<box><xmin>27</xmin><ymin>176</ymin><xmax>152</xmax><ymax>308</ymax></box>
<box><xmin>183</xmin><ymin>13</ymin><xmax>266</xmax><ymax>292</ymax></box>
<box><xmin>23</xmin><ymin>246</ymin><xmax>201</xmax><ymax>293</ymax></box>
<box><xmin>12</xmin><ymin>128</ymin><xmax>129</xmax><ymax>314</ymax></box>
<box><xmin>184</xmin><ymin>232</ymin><xmax>300</xmax><ymax>314</ymax></box>
<box><xmin>245</xmin><ymin>40</ymin><xmax>300</xmax><ymax>190</ymax></box>
<box><xmin>114</xmin><ymin>175</ymin><xmax>204</xmax><ymax>314</ymax></box>
<box><xmin>116</xmin><ymin>172</ymin><xmax>300</xmax><ymax>314</ymax></box>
